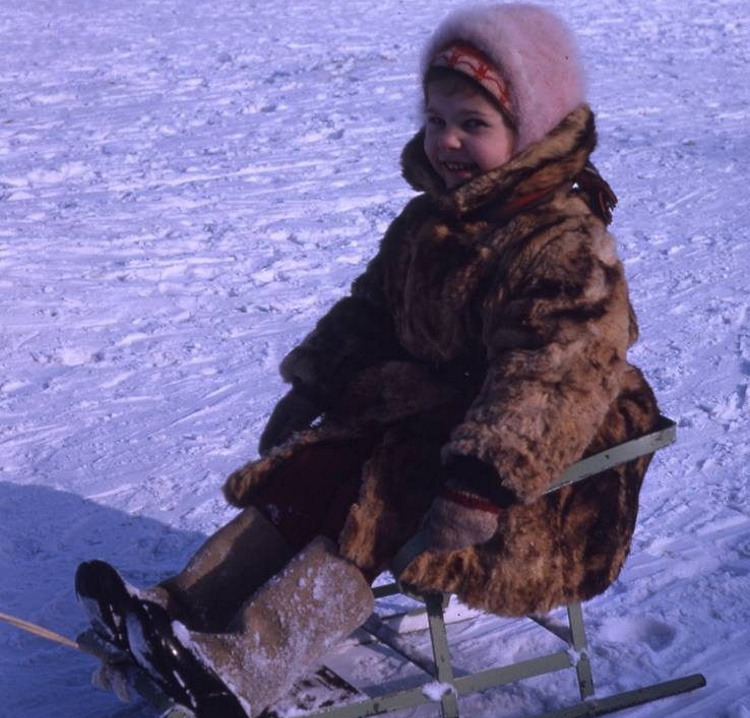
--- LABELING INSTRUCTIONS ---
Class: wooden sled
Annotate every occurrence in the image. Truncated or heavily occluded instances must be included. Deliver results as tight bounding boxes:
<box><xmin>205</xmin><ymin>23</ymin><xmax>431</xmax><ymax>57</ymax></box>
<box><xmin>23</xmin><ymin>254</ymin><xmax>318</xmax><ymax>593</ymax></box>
<box><xmin>74</xmin><ymin>416</ymin><xmax>705</xmax><ymax>717</ymax></box>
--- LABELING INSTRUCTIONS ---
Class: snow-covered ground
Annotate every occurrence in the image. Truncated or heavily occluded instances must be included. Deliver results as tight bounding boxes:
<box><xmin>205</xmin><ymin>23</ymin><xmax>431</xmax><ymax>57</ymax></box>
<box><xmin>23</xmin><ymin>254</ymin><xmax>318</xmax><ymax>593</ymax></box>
<box><xmin>1</xmin><ymin>0</ymin><xmax>748</xmax><ymax>715</ymax></box>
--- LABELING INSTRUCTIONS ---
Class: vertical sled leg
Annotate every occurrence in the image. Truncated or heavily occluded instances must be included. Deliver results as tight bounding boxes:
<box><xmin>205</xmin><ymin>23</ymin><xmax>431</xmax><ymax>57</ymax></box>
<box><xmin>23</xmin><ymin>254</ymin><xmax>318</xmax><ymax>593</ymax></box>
<box><xmin>567</xmin><ymin>602</ymin><xmax>595</xmax><ymax>699</ymax></box>
<box><xmin>424</xmin><ymin>593</ymin><xmax>460</xmax><ymax>718</ymax></box>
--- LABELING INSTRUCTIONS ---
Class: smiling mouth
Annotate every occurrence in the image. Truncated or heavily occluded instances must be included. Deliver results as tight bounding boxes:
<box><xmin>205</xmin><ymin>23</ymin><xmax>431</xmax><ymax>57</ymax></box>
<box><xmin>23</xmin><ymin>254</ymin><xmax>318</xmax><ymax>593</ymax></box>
<box><xmin>442</xmin><ymin>161</ymin><xmax>476</xmax><ymax>173</ymax></box>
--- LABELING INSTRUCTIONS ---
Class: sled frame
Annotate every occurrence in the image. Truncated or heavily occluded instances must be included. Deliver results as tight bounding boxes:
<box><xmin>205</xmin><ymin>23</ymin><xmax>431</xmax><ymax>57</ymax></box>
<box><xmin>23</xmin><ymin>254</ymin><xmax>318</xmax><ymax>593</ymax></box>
<box><xmin>79</xmin><ymin>416</ymin><xmax>706</xmax><ymax>718</ymax></box>
<box><xmin>286</xmin><ymin>415</ymin><xmax>706</xmax><ymax>718</ymax></box>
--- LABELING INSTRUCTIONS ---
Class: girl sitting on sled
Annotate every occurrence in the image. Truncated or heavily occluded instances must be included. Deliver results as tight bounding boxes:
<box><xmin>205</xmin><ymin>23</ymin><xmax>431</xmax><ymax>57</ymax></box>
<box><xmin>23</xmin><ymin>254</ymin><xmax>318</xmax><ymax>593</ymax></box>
<box><xmin>76</xmin><ymin>4</ymin><xmax>660</xmax><ymax>716</ymax></box>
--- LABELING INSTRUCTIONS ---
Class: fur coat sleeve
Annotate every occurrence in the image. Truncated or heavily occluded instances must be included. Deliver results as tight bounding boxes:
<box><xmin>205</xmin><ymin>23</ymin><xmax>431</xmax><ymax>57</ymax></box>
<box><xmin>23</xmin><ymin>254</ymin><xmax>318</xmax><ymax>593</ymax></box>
<box><xmin>277</xmin><ymin>215</ymin><xmax>408</xmax><ymax>408</ymax></box>
<box><xmin>445</xmin><ymin>213</ymin><xmax>633</xmax><ymax>504</ymax></box>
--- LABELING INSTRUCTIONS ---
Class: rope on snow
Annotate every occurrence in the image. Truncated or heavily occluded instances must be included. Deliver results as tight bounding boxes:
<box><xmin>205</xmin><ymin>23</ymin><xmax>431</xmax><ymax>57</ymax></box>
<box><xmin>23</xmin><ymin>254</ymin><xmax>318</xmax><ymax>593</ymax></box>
<box><xmin>0</xmin><ymin>610</ymin><xmax>79</xmax><ymax>650</ymax></box>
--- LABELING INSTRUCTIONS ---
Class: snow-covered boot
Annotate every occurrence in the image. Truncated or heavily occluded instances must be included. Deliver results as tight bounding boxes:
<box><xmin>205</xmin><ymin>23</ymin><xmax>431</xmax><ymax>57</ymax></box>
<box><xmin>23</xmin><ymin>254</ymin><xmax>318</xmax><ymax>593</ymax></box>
<box><xmin>76</xmin><ymin>506</ymin><xmax>294</xmax><ymax>648</ymax></box>
<box><xmin>159</xmin><ymin>505</ymin><xmax>294</xmax><ymax>630</ymax></box>
<box><xmin>125</xmin><ymin>536</ymin><xmax>374</xmax><ymax>718</ymax></box>
<box><xmin>75</xmin><ymin>559</ymin><xmax>139</xmax><ymax>650</ymax></box>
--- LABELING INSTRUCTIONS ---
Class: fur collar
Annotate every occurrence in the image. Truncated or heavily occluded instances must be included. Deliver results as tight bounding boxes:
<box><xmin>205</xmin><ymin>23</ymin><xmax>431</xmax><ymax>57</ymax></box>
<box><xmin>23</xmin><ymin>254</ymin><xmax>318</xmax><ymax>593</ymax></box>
<box><xmin>401</xmin><ymin>104</ymin><xmax>597</xmax><ymax>217</ymax></box>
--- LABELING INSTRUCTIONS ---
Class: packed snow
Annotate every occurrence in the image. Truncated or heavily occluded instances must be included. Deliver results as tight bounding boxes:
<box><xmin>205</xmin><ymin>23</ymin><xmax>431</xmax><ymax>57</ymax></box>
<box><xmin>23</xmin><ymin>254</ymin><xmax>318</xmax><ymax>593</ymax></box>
<box><xmin>1</xmin><ymin>0</ymin><xmax>748</xmax><ymax>716</ymax></box>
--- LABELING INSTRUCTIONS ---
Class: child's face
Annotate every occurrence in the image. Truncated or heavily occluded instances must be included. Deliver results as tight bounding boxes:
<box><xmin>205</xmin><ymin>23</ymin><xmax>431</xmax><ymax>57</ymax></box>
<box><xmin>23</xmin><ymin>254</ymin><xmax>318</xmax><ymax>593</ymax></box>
<box><xmin>424</xmin><ymin>82</ymin><xmax>515</xmax><ymax>189</ymax></box>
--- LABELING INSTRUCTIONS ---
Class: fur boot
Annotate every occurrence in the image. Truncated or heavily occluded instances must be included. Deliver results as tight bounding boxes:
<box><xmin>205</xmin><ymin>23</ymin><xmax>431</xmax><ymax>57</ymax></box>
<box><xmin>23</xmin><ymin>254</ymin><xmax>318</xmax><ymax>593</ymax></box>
<box><xmin>126</xmin><ymin>536</ymin><xmax>374</xmax><ymax>718</ymax></box>
<box><xmin>76</xmin><ymin>506</ymin><xmax>293</xmax><ymax>652</ymax></box>
<box><xmin>159</xmin><ymin>505</ymin><xmax>294</xmax><ymax>630</ymax></box>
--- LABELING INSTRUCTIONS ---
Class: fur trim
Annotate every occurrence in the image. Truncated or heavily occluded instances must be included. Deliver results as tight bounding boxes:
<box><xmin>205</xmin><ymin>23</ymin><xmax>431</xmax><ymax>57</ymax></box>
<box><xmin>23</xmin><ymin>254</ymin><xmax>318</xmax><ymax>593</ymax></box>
<box><xmin>399</xmin><ymin>367</ymin><xmax>660</xmax><ymax>616</ymax></box>
<box><xmin>224</xmin><ymin>107</ymin><xmax>659</xmax><ymax>616</ymax></box>
<box><xmin>402</xmin><ymin>104</ymin><xmax>596</xmax><ymax>214</ymax></box>
<box><xmin>421</xmin><ymin>3</ymin><xmax>587</xmax><ymax>152</ymax></box>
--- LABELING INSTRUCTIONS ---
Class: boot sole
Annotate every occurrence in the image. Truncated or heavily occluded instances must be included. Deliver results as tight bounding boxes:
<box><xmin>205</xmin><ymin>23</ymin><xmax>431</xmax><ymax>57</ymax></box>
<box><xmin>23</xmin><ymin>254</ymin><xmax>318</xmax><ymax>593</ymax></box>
<box><xmin>126</xmin><ymin>599</ymin><xmax>249</xmax><ymax>718</ymax></box>
<box><xmin>75</xmin><ymin>560</ymin><xmax>132</xmax><ymax>650</ymax></box>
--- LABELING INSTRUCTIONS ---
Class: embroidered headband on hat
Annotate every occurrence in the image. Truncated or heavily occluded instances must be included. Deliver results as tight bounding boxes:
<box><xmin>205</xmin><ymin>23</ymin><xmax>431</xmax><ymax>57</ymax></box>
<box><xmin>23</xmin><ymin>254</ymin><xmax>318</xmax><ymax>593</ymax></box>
<box><xmin>421</xmin><ymin>5</ymin><xmax>587</xmax><ymax>152</ymax></box>
<box><xmin>429</xmin><ymin>42</ymin><xmax>515</xmax><ymax>126</ymax></box>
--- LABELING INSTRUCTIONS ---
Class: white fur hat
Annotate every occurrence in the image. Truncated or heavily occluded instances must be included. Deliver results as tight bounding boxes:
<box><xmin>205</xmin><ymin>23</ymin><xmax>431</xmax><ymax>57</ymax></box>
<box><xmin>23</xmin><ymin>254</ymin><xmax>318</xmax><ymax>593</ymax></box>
<box><xmin>421</xmin><ymin>3</ymin><xmax>587</xmax><ymax>151</ymax></box>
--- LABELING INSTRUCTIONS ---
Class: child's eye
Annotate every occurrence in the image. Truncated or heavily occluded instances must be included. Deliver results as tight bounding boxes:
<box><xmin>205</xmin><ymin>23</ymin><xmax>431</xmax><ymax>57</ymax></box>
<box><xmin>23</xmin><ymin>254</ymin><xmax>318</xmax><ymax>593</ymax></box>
<box><xmin>464</xmin><ymin>118</ymin><xmax>488</xmax><ymax>131</ymax></box>
<box><xmin>426</xmin><ymin>115</ymin><xmax>445</xmax><ymax>127</ymax></box>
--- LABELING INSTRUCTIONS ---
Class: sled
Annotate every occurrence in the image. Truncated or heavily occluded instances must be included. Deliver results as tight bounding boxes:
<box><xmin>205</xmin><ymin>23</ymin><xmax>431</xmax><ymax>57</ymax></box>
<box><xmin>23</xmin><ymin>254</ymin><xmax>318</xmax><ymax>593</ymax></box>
<box><xmin>3</xmin><ymin>416</ymin><xmax>706</xmax><ymax>717</ymax></box>
<box><xmin>258</xmin><ymin>415</ymin><xmax>707</xmax><ymax>718</ymax></box>
<box><xmin>84</xmin><ymin>416</ymin><xmax>704</xmax><ymax>718</ymax></box>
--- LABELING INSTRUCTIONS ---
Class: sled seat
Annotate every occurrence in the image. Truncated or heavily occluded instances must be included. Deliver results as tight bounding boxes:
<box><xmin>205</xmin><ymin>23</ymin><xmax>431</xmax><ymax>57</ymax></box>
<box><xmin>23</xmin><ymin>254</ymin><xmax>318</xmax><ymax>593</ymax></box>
<box><xmin>286</xmin><ymin>415</ymin><xmax>706</xmax><ymax>718</ymax></box>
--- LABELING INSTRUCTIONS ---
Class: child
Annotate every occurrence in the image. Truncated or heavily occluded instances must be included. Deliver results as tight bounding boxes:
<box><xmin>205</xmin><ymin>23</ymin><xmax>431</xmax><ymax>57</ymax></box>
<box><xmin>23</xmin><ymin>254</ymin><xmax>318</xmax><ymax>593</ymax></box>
<box><xmin>76</xmin><ymin>4</ymin><xmax>660</xmax><ymax>716</ymax></box>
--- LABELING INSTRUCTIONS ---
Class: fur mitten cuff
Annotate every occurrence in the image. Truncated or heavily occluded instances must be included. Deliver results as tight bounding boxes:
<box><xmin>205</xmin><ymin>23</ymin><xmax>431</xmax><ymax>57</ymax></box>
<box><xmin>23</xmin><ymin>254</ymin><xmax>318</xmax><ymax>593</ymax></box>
<box><xmin>258</xmin><ymin>389</ymin><xmax>321</xmax><ymax>455</ymax></box>
<box><xmin>422</xmin><ymin>482</ymin><xmax>504</xmax><ymax>551</ymax></box>
<box><xmin>422</xmin><ymin>455</ymin><xmax>516</xmax><ymax>551</ymax></box>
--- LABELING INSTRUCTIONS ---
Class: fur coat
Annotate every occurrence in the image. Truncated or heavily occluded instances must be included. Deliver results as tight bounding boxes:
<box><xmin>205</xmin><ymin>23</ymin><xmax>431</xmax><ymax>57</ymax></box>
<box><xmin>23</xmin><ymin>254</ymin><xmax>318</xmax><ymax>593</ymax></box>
<box><xmin>223</xmin><ymin>104</ymin><xmax>660</xmax><ymax>616</ymax></box>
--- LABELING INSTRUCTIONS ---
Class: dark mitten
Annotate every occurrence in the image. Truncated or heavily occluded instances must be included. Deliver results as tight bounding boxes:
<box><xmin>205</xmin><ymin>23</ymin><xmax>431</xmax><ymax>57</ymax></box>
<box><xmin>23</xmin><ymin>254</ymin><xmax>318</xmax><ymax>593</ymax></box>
<box><xmin>421</xmin><ymin>455</ymin><xmax>516</xmax><ymax>551</ymax></box>
<box><xmin>575</xmin><ymin>161</ymin><xmax>618</xmax><ymax>225</ymax></box>
<box><xmin>258</xmin><ymin>389</ymin><xmax>321</xmax><ymax>455</ymax></box>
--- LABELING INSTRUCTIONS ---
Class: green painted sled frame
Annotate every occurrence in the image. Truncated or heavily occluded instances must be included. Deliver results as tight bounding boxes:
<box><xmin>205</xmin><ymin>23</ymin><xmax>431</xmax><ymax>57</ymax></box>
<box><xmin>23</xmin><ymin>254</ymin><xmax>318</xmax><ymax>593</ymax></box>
<box><xmin>296</xmin><ymin>416</ymin><xmax>705</xmax><ymax>718</ymax></box>
<box><xmin>81</xmin><ymin>415</ymin><xmax>706</xmax><ymax>718</ymax></box>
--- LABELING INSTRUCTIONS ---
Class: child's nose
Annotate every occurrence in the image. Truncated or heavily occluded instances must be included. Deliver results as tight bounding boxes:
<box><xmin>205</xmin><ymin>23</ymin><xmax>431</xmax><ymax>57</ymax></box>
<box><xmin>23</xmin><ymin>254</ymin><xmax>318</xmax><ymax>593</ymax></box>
<box><xmin>439</xmin><ymin>127</ymin><xmax>462</xmax><ymax>150</ymax></box>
